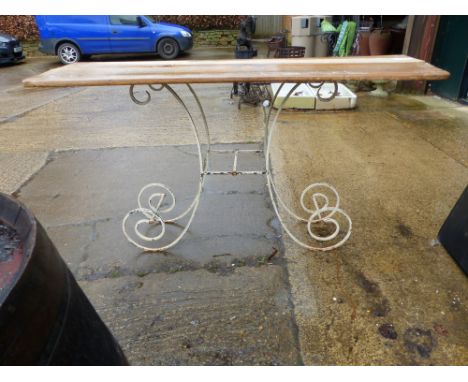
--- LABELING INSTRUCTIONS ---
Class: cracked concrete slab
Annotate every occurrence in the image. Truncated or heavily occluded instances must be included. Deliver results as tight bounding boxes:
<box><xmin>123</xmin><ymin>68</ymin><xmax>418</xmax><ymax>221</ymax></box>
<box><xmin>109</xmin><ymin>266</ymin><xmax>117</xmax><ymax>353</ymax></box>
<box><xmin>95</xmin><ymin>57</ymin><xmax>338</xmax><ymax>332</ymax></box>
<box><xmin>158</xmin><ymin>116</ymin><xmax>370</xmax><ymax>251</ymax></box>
<box><xmin>18</xmin><ymin>145</ymin><xmax>281</xmax><ymax>277</ymax></box>
<box><xmin>14</xmin><ymin>143</ymin><xmax>300</xmax><ymax>365</ymax></box>
<box><xmin>79</xmin><ymin>267</ymin><xmax>301</xmax><ymax>365</ymax></box>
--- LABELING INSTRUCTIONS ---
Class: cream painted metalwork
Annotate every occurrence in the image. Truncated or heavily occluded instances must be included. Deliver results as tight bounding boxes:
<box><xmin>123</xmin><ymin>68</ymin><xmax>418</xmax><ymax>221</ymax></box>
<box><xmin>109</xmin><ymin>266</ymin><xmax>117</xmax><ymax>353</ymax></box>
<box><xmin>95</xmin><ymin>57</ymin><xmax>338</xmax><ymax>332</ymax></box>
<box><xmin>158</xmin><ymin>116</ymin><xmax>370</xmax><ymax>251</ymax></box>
<box><xmin>122</xmin><ymin>82</ymin><xmax>352</xmax><ymax>252</ymax></box>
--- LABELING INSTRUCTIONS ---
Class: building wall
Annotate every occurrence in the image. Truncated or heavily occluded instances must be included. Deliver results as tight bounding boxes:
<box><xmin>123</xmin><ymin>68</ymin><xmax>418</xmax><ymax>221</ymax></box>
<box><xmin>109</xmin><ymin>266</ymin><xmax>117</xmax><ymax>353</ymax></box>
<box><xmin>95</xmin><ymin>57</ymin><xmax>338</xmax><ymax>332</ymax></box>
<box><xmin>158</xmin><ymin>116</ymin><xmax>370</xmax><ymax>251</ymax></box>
<box><xmin>430</xmin><ymin>16</ymin><xmax>468</xmax><ymax>101</ymax></box>
<box><xmin>254</xmin><ymin>15</ymin><xmax>283</xmax><ymax>37</ymax></box>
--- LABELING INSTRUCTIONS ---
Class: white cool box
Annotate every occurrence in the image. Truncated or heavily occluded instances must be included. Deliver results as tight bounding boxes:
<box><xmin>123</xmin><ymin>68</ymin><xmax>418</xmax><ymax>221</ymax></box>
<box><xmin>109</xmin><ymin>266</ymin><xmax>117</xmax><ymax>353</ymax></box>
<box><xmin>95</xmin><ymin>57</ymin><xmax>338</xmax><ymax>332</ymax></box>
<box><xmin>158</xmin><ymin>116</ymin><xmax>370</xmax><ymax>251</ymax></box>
<box><xmin>271</xmin><ymin>82</ymin><xmax>357</xmax><ymax>110</ymax></box>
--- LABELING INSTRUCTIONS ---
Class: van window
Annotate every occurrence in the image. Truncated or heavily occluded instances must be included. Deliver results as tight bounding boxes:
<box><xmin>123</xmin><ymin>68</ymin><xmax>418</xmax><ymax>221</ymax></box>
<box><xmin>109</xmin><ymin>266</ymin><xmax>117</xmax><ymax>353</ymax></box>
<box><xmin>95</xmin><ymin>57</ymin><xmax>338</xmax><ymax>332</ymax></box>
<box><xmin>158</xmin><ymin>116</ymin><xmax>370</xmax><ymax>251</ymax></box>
<box><xmin>45</xmin><ymin>16</ymin><xmax>107</xmax><ymax>24</ymax></box>
<box><xmin>109</xmin><ymin>16</ymin><xmax>140</xmax><ymax>26</ymax></box>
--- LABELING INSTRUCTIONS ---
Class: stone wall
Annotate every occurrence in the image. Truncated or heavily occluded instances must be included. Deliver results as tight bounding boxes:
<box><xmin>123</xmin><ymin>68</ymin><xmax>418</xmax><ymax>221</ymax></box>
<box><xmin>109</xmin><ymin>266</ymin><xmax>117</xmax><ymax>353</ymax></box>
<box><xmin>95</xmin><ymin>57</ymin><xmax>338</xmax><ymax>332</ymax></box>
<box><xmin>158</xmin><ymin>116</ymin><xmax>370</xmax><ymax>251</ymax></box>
<box><xmin>194</xmin><ymin>30</ymin><xmax>238</xmax><ymax>47</ymax></box>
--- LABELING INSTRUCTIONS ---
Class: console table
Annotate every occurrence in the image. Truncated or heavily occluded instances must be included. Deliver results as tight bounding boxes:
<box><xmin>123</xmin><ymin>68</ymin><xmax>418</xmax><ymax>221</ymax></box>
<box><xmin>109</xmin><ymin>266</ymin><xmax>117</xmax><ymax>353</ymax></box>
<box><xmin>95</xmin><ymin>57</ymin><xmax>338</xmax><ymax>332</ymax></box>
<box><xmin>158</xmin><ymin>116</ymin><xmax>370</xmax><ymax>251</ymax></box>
<box><xmin>24</xmin><ymin>55</ymin><xmax>449</xmax><ymax>252</ymax></box>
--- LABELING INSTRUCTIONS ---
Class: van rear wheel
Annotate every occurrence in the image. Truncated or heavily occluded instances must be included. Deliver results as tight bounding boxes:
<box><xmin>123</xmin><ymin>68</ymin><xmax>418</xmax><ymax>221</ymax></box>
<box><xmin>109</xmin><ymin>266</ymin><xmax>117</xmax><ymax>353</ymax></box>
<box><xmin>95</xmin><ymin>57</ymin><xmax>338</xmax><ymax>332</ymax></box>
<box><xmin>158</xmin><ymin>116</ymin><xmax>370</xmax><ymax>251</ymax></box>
<box><xmin>157</xmin><ymin>38</ymin><xmax>179</xmax><ymax>60</ymax></box>
<box><xmin>57</xmin><ymin>43</ymin><xmax>81</xmax><ymax>65</ymax></box>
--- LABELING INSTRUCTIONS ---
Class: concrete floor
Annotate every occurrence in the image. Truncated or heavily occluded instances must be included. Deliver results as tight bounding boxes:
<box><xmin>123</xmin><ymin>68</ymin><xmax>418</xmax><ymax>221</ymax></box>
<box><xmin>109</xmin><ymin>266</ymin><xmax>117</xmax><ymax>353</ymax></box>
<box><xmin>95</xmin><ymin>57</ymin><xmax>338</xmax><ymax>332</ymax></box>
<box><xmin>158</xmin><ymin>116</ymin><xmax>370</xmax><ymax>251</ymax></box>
<box><xmin>1</xmin><ymin>48</ymin><xmax>467</xmax><ymax>365</ymax></box>
<box><xmin>273</xmin><ymin>95</ymin><xmax>468</xmax><ymax>365</ymax></box>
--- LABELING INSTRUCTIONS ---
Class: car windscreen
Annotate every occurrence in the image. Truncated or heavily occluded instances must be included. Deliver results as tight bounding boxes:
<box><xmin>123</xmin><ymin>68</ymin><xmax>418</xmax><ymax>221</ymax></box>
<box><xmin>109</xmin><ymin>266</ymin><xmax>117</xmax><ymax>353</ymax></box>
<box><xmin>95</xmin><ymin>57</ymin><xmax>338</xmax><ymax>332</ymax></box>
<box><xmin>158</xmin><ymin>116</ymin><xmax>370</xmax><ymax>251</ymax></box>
<box><xmin>144</xmin><ymin>15</ymin><xmax>157</xmax><ymax>23</ymax></box>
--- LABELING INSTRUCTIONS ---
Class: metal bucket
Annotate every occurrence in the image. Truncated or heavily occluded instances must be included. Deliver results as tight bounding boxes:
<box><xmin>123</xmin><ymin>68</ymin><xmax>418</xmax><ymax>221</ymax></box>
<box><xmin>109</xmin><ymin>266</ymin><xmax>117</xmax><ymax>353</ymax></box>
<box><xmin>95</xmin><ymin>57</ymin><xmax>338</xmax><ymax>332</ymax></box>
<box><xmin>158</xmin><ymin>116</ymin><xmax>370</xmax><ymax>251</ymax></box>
<box><xmin>0</xmin><ymin>193</ymin><xmax>128</xmax><ymax>365</ymax></box>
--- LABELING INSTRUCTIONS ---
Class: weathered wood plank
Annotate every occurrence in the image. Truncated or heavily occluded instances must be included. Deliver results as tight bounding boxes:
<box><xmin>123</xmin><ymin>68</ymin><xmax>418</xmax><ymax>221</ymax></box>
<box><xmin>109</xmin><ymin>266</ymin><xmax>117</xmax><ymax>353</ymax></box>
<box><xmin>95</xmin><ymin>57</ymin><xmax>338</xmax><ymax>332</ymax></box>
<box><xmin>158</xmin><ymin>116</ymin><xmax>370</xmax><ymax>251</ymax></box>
<box><xmin>23</xmin><ymin>55</ymin><xmax>449</xmax><ymax>87</ymax></box>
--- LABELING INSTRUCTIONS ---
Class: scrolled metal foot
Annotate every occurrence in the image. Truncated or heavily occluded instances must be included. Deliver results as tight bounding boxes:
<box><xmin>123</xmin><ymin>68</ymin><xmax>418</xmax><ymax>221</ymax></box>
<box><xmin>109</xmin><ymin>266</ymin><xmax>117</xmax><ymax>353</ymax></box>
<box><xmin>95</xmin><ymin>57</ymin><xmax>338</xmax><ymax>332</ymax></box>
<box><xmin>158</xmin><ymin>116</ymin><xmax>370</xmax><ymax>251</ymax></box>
<box><xmin>123</xmin><ymin>84</ymin><xmax>209</xmax><ymax>252</ymax></box>
<box><xmin>265</xmin><ymin>82</ymin><xmax>352</xmax><ymax>251</ymax></box>
<box><xmin>268</xmin><ymin>178</ymin><xmax>352</xmax><ymax>251</ymax></box>
<box><xmin>122</xmin><ymin>182</ymin><xmax>201</xmax><ymax>251</ymax></box>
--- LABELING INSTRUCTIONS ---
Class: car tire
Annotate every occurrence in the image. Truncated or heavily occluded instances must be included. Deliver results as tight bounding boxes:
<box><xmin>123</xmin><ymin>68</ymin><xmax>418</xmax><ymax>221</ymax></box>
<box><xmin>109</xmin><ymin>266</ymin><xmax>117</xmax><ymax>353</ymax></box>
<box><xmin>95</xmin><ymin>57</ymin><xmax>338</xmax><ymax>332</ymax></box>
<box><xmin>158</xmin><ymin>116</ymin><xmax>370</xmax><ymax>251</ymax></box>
<box><xmin>57</xmin><ymin>42</ymin><xmax>81</xmax><ymax>65</ymax></box>
<box><xmin>157</xmin><ymin>38</ymin><xmax>180</xmax><ymax>60</ymax></box>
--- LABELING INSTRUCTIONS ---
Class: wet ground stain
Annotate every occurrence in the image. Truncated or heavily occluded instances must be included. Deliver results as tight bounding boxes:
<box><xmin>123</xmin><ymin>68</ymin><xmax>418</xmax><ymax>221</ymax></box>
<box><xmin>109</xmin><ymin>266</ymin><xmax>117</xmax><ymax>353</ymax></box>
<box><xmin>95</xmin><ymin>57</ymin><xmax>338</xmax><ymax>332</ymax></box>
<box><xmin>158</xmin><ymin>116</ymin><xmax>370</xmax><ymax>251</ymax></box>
<box><xmin>354</xmin><ymin>270</ymin><xmax>391</xmax><ymax>317</ymax></box>
<box><xmin>378</xmin><ymin>323</ymin><xmax>398</xmax><ymax>340</ymax></box>
<box><xmin>76</xmin><ymin>249</ymin><xmax>283</xmax><ymax>282</ymax></box>
<box><xmin>392</xmin><ymin>110</ymin><xmax>455</xmax><ymax>121</ymax></box>
<box><xmin>404</xmin><ymin>327</ymin><xmax>437</xmax><ymax>359</ymax></box>
<box><xmin>397</xmin><ymin>223</ymin><xmax>413</xmax><ymax>238</ymax></box>
<box><xmin>432</xmin><ymin>323</ymin><xmax>449</xmax><ymax>337</ymax></box>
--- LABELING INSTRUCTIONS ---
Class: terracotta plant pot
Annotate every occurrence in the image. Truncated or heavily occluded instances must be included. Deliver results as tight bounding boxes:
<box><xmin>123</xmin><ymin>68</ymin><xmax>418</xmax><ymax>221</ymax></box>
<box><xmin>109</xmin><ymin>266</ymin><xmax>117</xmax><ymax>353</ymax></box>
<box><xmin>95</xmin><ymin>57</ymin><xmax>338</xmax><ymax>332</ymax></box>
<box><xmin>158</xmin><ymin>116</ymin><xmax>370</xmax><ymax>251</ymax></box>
<box><xmin>357</xmin><ymin>29</ymin><xmax>371</xmax><ymax>56</ymax></box>
<box><xmin>369</xmin><ymin>29</ymin><xmax>392</xmax><ymax>55</ymax></box>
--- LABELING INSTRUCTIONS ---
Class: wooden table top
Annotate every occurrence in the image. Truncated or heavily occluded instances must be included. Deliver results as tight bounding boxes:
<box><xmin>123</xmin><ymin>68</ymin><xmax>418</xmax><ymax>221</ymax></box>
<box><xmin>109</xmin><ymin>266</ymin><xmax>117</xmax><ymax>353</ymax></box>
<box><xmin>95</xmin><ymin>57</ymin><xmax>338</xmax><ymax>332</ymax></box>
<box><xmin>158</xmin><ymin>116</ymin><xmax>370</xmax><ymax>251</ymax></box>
<box><xmin>23</xmin><ymin>55</ymin><xmax>449</xmax><ymax>87</ymax></box>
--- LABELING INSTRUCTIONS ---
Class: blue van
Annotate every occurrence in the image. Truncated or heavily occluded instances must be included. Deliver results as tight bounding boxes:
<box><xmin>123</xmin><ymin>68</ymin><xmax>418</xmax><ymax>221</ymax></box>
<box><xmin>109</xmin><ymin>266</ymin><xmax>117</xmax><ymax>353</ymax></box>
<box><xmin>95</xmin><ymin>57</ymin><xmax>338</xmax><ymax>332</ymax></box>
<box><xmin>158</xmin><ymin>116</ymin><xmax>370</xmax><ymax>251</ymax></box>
<box><xmin>35</xmin><ymin>16</ymin><xmax>193</xmax><ymax>64</ymax></box>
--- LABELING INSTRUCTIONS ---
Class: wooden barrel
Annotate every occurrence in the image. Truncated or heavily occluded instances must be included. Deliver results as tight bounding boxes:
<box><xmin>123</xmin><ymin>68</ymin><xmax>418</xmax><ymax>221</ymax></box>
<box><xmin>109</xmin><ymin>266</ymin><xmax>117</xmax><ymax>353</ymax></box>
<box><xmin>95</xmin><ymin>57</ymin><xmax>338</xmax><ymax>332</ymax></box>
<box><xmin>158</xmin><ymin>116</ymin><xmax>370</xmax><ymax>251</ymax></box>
<box><xmin>0</xmin><ymin>193</ymin><xmax>128</xmax><ymax>365</ymax></box>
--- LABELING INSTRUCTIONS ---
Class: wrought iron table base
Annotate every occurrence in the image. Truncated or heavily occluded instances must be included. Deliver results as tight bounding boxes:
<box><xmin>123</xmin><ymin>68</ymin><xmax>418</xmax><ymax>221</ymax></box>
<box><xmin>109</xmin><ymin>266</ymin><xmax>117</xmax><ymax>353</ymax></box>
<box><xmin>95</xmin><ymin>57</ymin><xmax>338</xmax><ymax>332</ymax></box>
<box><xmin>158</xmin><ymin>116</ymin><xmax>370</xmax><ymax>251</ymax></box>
<box><xmin>122</xmin><ymin>82</ymin><xmax>352</xmax><ymax>252</ymax></box>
